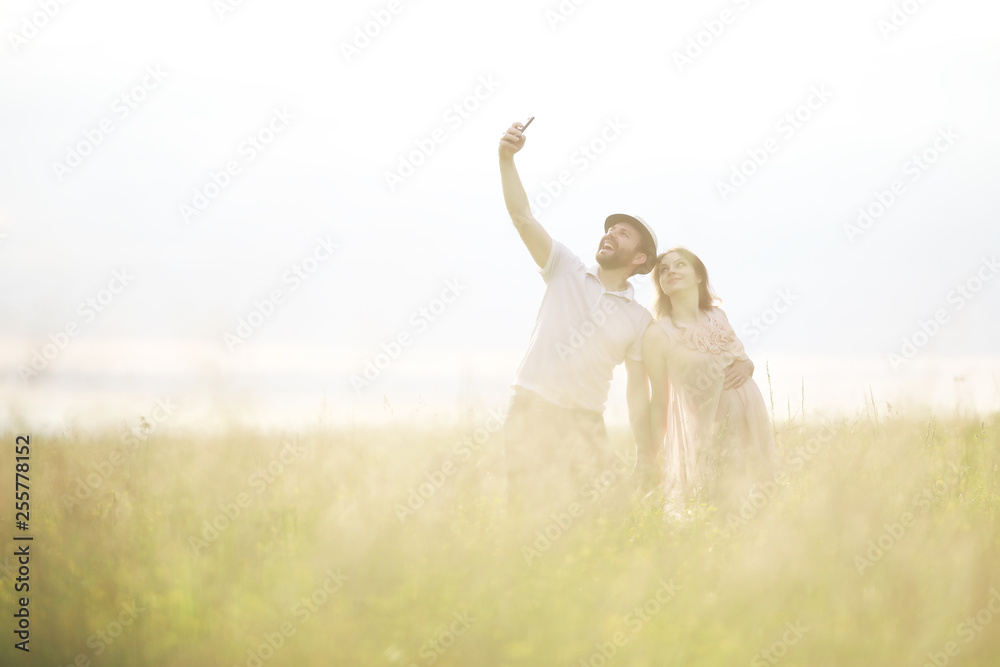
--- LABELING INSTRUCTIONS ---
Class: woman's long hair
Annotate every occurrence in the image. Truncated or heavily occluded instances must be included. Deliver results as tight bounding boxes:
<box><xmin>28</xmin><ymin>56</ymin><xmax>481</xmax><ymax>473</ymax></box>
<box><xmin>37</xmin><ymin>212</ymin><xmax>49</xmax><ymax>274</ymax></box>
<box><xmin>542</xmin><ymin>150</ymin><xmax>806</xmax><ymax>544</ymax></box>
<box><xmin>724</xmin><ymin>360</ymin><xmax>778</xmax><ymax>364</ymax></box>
<box><xmin>651</xmin><ymin>248</ymin><xmax>718</xmax><ymax>320</ymax></box>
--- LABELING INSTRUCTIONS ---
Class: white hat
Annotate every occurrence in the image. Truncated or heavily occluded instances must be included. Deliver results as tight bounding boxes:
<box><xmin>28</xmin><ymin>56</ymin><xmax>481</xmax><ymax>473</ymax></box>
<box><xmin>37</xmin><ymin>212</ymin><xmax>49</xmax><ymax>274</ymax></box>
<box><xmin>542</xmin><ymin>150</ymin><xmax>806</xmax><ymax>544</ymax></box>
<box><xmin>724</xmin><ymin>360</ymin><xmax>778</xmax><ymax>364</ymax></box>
<box><xmin>604</xmin><ymin>213</ymin><xmax>658</xmax><ymax>274</ymax></box>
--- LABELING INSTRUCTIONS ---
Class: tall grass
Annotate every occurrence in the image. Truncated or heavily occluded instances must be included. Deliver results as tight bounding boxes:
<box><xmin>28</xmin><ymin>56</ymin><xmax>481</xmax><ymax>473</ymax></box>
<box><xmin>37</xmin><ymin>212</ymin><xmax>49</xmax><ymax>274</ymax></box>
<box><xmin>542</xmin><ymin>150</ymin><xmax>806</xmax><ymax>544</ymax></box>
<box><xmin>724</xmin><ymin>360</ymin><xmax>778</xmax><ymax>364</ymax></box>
<box><xmin>1</xmin><ymin>406</ymin><xmax>999</xmax><ymax>666</ymax></box>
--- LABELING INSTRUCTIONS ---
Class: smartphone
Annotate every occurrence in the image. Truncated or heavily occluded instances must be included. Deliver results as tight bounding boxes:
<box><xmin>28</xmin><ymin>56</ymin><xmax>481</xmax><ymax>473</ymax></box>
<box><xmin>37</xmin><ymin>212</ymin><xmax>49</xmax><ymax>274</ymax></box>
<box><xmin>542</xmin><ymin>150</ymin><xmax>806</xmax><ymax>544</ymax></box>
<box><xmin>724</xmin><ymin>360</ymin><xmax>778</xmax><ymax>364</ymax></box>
<box><xmin>520</xmin><ymin>116</ymin><xmax>534</xmax><ymax>132</ymax></box>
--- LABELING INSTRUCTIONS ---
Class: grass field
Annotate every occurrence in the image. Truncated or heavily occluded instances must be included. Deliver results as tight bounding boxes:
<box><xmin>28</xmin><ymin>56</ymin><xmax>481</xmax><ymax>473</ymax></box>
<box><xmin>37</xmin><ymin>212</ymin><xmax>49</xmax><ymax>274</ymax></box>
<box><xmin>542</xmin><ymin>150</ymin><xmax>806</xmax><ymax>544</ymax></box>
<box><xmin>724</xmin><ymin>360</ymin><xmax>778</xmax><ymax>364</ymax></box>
<box><xmin>2</xmin><ymin>404</ymin><xmax>999</xmax><ymax>666</ymax></box>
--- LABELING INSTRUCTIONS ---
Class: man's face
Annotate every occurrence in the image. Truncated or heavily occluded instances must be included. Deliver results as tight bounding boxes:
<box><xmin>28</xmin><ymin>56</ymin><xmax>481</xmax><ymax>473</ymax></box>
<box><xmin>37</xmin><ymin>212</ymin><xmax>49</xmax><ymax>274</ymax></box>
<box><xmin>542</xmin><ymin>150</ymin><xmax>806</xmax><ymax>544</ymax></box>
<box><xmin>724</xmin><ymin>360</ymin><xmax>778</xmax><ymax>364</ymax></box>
<box><xmin>596</xmin><ymin>223</ymin><xmax>645</xmax><ymax>272</ymax></box>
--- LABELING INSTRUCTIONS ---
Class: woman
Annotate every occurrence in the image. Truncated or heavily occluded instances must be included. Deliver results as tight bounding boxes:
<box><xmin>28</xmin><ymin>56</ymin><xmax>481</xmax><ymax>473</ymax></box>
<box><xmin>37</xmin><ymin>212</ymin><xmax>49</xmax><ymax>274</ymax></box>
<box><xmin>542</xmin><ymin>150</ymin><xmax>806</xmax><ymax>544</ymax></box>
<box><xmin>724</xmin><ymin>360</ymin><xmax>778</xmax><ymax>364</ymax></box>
<box><xmin>642</xmin><ymin>248</ymin><xmax>776</xmax><ymax>508</ymax></box>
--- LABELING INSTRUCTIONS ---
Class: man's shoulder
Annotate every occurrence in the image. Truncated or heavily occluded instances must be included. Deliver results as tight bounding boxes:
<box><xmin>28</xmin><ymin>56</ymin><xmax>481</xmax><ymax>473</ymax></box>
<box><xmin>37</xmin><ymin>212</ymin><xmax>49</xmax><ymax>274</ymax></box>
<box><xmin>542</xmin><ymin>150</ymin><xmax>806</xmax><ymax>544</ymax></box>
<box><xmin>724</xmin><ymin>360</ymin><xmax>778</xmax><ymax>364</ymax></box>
<box><xmin>543</xmin><ymin>239</ymin><xmax>587</xmax><ymax>279</ymax></box>
<box><xmin>551</xmin><ymin>239</ymin><xmax>586</xmax><ymax>266</ymax></box>
<box><xmin>621</xmin><ymin>298</ymin><xmax>653</xmax><ymax>323</ymax></box>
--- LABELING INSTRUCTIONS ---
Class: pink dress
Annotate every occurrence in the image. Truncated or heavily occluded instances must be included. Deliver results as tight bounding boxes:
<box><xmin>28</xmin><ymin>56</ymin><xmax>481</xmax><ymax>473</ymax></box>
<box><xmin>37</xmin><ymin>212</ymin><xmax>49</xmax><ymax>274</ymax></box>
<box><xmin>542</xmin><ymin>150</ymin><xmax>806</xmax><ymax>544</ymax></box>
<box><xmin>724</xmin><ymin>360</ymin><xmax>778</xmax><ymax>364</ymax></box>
<box><xmin>654</xmin><ymin>307</ymin><xmax>776</xmax><ymax>505</ymax></box>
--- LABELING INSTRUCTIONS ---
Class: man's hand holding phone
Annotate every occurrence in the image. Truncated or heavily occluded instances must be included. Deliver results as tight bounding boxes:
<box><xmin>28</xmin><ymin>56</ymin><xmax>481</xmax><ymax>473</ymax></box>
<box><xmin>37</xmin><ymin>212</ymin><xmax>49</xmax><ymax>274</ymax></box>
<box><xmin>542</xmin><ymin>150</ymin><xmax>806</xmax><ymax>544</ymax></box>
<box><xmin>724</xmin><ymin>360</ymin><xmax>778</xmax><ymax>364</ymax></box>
<box><xmin>498</xmin><ymin>117</ymin><xmax>534</xmax><ymax>159</ymax></box>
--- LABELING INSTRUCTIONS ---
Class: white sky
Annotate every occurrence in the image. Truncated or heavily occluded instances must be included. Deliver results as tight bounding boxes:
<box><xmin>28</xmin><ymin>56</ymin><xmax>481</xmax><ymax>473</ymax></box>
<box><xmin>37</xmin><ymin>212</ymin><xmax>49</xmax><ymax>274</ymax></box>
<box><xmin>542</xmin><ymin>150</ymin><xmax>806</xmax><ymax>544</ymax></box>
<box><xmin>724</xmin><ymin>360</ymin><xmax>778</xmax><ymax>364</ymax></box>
<box><xmin>1</xmin><ymin>0</ymin><xmax>999</xmax><ymax>426</ymax></box>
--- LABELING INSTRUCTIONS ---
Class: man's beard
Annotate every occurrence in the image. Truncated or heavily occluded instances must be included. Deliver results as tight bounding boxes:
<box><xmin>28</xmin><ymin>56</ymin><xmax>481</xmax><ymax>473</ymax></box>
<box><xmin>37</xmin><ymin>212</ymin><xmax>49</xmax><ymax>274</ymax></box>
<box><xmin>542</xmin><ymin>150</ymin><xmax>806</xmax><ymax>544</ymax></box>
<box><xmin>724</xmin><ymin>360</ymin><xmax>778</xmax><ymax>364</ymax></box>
<box><xmin>595</xmin><ymin>249</ymin><xmax>630</xmax><ymax>271</ymax></box>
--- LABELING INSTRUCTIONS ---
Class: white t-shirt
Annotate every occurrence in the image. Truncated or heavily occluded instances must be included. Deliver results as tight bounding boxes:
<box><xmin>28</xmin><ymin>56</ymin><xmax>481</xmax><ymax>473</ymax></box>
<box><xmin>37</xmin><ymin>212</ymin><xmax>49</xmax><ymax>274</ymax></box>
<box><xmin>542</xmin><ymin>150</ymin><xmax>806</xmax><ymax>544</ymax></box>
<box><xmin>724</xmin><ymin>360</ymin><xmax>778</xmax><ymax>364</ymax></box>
<box><xmin>513</xmin><ymin>240</ymin><xmax>653</xmax><ymax>413</ymax></box>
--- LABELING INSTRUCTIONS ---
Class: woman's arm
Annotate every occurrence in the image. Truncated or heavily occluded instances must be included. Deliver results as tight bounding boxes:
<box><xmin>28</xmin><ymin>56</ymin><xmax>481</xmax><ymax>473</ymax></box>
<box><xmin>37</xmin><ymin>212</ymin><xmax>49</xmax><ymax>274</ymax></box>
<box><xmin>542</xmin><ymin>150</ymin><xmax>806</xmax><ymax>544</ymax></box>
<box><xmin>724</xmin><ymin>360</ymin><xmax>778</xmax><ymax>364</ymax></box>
<box><xmin>715</xmin><ymin>308</ymin><xmax>754</xmax><ymax>390</ymax></box>
<box><xmin>642</xmin><ymin>325</ymin><xmax>670</xmax><ymax>488</ymax></box>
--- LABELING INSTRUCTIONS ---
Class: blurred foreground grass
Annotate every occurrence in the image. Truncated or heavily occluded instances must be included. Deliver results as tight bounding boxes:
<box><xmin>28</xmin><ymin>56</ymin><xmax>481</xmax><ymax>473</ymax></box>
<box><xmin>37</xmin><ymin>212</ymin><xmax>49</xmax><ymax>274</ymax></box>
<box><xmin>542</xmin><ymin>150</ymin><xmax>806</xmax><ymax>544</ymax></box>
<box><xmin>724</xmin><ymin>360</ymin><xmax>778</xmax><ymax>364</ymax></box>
<box><xmin>2</xmin><ymin>407</ymin><xmax>999</xmax><ymax>666</ymax></box>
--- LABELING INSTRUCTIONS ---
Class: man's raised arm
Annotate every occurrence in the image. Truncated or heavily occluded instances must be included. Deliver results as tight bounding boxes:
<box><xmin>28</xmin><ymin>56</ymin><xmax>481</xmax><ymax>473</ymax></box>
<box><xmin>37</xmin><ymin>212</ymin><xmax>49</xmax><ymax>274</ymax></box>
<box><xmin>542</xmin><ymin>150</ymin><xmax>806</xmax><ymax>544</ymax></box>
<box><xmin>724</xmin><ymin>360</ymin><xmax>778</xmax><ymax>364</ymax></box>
<box><xmin>499</xmin><ymin>120</ymin><xmax>552</xmax><ymax>269</ymax></box>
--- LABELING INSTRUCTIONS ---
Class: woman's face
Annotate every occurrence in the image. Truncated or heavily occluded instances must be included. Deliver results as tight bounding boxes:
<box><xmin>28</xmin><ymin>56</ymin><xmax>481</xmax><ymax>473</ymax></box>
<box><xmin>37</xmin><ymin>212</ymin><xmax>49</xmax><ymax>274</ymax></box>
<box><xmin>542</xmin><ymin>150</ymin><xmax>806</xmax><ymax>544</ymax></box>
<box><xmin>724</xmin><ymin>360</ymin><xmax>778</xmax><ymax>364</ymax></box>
<box><xmin>658</xmin><ymin>251</ymin><xmax>701</xmax><ymax>297</ymax></box>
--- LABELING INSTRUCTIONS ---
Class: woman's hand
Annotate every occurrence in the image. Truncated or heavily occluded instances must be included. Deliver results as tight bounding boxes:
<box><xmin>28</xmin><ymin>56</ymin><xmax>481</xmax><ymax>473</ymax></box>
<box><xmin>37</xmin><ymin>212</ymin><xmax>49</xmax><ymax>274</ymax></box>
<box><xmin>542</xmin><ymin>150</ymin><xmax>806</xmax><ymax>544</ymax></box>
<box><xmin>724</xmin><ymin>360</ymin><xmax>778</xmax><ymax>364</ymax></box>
<box><xmin>723</xmin><ymin>358</ymin><xmax>754</xmax><ymax>390</ymax></box>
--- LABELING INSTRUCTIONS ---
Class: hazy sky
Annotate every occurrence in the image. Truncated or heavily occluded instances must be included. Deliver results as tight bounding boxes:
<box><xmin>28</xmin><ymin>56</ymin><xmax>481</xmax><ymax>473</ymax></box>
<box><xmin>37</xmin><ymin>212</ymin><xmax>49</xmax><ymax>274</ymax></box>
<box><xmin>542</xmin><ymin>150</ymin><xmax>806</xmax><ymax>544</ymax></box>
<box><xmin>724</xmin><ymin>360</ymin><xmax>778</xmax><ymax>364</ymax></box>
<box><xmin>2</xmin><ymin>0</ymin><xmax>999</xmax><ymax>426</ymax></box>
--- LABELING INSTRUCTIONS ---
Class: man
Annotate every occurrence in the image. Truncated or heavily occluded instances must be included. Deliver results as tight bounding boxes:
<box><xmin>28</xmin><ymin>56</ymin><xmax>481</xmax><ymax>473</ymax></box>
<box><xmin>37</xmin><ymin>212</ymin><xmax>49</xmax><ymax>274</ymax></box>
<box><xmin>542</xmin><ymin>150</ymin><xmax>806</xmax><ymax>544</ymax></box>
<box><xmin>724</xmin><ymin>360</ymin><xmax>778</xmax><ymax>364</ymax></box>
<box><xmin>497</xmin><ymin>119</ymin><xmax>755</xmax><ymax>507</ymax></box>
<box><xmin>498</xmin><ymin>119</ymin><xmax>657</xmax><ymax>513</ymax></box>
